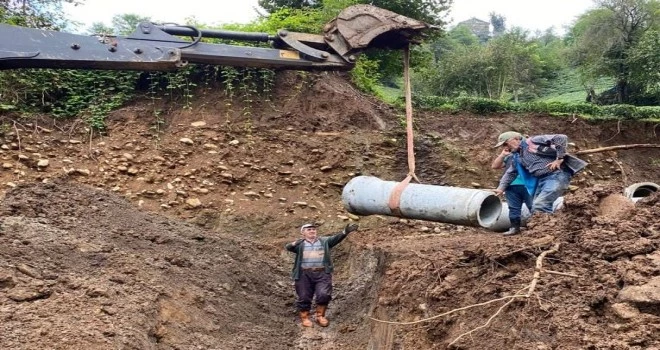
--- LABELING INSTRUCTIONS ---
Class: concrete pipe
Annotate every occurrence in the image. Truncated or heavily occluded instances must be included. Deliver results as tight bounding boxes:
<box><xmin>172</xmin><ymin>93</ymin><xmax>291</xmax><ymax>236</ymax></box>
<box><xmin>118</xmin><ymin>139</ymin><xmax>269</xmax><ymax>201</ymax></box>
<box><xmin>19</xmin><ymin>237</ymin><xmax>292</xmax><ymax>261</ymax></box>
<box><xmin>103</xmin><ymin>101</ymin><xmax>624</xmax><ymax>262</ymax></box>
<box><xmin>483</xmin><ymin>197</ymin><xmax>565</xmax><ymax>232</ymax></box>
<box><xmin>624</xmin><ymin>182</ymin><xmax>659</xmax><ymax>203</ymax></box>
<box><xmin>341</xmin><ymin>176</ymin><xmax>502</xmax><ymax>227</ymax></box>
<box><xmin>486</xmin><ymin>205</ymin><xmax>531</xmax><ymax>232</ymax></box>
<box><xmin>484</xmin><ymin>197</ymin><xmax>565</xmax><ymax>232</ymax></box>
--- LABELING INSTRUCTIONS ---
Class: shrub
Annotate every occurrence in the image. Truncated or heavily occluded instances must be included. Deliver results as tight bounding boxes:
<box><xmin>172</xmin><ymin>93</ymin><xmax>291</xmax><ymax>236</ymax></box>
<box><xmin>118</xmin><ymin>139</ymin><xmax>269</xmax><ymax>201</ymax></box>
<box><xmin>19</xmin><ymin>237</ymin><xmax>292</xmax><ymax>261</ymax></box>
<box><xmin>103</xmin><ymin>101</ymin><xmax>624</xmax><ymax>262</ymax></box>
<box><xmin>412</xmin><ymin>95</ymin><xmax>660</xmax><ymax>120</ymax></box>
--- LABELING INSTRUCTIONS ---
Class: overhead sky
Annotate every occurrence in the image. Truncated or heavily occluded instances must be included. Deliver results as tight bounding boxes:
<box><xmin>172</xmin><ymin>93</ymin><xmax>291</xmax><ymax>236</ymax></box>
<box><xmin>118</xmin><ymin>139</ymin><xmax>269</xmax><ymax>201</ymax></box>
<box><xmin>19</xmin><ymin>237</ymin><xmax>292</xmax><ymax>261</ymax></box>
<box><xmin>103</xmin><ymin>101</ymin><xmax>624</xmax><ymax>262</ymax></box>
<box><xmin>448</xmin><ymin>0</ymin><xmax>595</xmax><ymax>34</ymax></box>
<box><xmin>63</xmin><ymin>0</ymin><xmax>595</xmax><ymax>34</ymax></box>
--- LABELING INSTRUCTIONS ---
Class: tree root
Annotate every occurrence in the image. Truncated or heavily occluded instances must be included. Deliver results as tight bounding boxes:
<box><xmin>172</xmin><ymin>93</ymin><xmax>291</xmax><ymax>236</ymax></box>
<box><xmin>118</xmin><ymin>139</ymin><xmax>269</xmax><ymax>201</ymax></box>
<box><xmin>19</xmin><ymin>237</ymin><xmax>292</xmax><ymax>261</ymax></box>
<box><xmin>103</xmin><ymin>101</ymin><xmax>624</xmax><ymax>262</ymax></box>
<box><xmin>574</xmin><ymin>143</ymin><xmax>660</xmax><ymax>155</ymax></box>
<box><xmin>369</xmin><ymin>243</ymin><xmax>579</xmax><ymax>348</ymax></box>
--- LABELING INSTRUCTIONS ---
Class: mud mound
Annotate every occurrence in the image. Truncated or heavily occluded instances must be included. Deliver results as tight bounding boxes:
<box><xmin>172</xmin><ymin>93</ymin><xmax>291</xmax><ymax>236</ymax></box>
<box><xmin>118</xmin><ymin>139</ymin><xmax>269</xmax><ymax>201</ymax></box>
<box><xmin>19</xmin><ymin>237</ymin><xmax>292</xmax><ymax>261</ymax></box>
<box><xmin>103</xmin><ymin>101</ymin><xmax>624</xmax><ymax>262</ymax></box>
<box><xmin>365</xmin><ymin>188</ymin><xmax>660</xmax><ymax>349</ymax></box>
<box><xmin>266</xmin><ymin>72</ymin><xmax>395</xmax><ymax>132</ymax></box>
<box><xmin>598</xmin><ymin>193</ymin><xmax>636</xmax><ymax>219</ymax></box>
<box><xmin>0</xmin><ymin>181</ymin><xmax>388</xmax><ymax>350</ymax></box>
<box><xmin>0</xmin><ymin>181</ymin><xmax>298</xmax><ymax>350</ymax></box>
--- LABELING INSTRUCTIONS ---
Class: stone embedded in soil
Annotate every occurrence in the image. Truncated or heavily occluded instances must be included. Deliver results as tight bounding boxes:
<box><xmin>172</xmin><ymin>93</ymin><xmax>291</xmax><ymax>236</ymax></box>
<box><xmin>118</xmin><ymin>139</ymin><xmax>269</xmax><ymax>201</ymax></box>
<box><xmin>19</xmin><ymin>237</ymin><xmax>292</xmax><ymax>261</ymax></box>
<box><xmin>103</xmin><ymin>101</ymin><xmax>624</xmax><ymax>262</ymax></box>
<box><xmin>610</xmin><ymin>303</ymin><xmax>640</xmax><ymax>319</ymax></box>
<box><xmin>191</xmin><ymin>121</ymin><xmax>206</xmax><ymax>127</ymax></box>
<box><xmin>0</xmin><ymin>271</ymin><xmax>16</xmax><ymax>289</ymax></box>
<box><xmin>16</xmin><ymin>264</ymin><xmax>42</xmax><ymax>279</ymax></box>
<box><xmin>7</xmin><ymin>287</ymin><xmax>52</xmax><ymax>302</ymax></box>
<box><xmin>179</xmin><ymin>138</ymin><xmax>194</xmax><ymax>145</ymax></box>
<box><xmin>37</xmin><ymin>159</ymin><xmax>49</xmax><ymax>168</ymax></box>
<box><xmin>86</xmin><ymin>287</ymin><xmax>109</xmax><ymax>298</ymax></box>
<box><xmin>186</xmin><ymin>198</ymin><xmax>202</xmax><ymax>208</ymax></box>
<box><xmin>65</xmin><ymin>168</ymin><xmax>90</xmax><ymax>176</ymax></box>
<box><xmin>618</xmin><ymin>276</ymin><xmax>660</xmax><ymax>305</ymax></box>
<box><xmin>101</xmin><ymin>306</ymin><xmax>118</xmax><ymax>315</ymax></box>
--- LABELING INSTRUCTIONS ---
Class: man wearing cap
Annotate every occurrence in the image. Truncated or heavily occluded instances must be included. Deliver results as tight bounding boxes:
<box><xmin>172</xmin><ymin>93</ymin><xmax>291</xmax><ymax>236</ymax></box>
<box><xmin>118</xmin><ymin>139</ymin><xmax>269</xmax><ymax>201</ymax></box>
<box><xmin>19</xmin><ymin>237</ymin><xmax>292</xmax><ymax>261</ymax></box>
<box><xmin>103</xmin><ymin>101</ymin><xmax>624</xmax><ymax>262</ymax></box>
<box><xmin>285</xmin><ymin>222</ymin><xmax>359</xmax><ymax>327</ymax></box>
<box><xmin>491</xmin><ymin>136</ymin><xmax>533</xmax><ymax>236</ymax></box>
<box><xmin>493</xmin><ymin>131</ymin><xmax>584</xmax><ymax>231</ymax></box>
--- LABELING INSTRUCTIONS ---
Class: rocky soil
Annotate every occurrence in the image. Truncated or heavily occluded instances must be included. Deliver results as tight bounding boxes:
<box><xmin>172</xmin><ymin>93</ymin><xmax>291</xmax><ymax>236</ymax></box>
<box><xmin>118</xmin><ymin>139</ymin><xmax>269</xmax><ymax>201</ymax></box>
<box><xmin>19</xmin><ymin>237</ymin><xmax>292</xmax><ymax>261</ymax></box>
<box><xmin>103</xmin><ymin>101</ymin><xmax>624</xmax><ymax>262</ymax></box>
<box><xmin>0</xmin><ymin>71</ymin><xmax>659</xmax><ymax>349</ymax></box>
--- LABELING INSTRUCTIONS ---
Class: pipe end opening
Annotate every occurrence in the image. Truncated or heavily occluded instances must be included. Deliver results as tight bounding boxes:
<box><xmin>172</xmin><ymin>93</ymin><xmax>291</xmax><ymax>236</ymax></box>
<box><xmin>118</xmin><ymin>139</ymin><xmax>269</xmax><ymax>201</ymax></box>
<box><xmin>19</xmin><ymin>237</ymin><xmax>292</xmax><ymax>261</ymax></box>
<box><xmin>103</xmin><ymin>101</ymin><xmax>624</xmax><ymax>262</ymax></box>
<box><xmin>632</xmin><ymin>185</ymin><xmax>657</xmax><ymax>198</ymax></box>
<box><xmin>478</xmin><ymin>195</ymin><xmax>502</xmax><ymax>227</ymax></box>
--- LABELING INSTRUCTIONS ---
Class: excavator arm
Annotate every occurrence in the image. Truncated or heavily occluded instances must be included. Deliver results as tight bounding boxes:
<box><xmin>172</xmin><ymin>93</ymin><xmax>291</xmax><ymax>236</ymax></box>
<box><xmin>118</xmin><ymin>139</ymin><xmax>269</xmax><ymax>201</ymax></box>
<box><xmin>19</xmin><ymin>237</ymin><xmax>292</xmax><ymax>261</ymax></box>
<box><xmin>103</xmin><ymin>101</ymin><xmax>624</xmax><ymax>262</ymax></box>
<box><xmin>0</xmin><ymin>5</ymin><xmax>430</xmax><ymax>71</ymax></box>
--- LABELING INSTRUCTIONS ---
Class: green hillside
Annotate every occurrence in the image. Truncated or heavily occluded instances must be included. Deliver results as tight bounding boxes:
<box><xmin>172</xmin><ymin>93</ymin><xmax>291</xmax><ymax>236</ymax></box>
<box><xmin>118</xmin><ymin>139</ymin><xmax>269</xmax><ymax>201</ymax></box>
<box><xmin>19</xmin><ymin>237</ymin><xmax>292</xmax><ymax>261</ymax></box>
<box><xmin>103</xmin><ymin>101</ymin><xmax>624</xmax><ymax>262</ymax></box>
<box><xmin>539</xmin><ymin>69</ymin><xmax>615</xmax><ymax>104</ymax></box>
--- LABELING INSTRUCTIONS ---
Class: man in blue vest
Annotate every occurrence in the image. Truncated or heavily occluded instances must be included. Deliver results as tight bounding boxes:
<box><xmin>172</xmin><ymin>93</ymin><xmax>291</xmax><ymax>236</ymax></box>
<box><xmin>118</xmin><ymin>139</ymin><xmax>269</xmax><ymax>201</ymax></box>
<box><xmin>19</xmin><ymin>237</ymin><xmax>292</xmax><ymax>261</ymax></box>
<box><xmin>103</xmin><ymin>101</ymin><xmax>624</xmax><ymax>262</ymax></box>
<box><xmin>493</xmin><ymin>131</ymin><xmax>585</xmax><ymax>234</ymax></box>
<box><xmin>491</xmin><ymin>132</ymin><xmax>533</xmax><ymax>236</ymax></box>
<box><xmin>285</xmin><ymin>222</ymin><xmax>358</xmax><ymax>327</ymax></box>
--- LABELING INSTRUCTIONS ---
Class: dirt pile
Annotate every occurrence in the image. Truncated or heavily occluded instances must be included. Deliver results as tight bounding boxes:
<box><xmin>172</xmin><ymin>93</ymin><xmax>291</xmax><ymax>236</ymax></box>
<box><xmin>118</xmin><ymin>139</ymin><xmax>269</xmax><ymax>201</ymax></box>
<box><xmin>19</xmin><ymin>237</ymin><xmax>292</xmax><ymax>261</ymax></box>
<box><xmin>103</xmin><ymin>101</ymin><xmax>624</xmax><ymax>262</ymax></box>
<box><xmin>0</xmin><ymin>71</ymin><xmax>659</xmax><ymax>349</ymax></box>
<box><xmin>362</xmin><ymin>187</ymin><xmax>660</xmax><ymax>349</ymax></box>
<box><xmin>0</xmin><ymin>181</ymin><xmax>297</xmax><ymax>349</ymax></box>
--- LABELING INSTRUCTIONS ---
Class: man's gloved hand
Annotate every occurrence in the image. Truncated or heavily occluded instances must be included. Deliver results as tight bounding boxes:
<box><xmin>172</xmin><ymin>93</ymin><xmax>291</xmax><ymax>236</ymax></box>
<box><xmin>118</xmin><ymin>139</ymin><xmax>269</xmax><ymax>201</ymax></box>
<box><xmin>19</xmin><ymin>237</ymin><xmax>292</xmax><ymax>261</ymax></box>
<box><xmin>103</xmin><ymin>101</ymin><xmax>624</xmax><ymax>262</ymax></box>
<box><xmin>343</xmin><ymin>223</ymin><xmax>359</xmax><ymax>234</ymax></box>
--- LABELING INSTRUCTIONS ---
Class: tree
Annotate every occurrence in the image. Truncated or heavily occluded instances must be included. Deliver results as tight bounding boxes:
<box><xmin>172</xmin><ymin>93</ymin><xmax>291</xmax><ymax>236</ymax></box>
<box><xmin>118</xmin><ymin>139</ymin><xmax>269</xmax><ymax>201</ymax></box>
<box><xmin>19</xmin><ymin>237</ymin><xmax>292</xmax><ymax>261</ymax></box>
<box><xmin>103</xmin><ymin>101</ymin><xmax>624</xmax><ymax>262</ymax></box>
<box><xmin>531</xmin><ymin>28</ymin><xmax>567</xmax><ymax>80</ymax></box>
<box><xmin>416</xmin><ymin>25</ymin><xmax>547</xmax><ymax>101</ymax></box>
<box><xmin>0</xmin><ymin>0</ymin><xmax>79</xmax><ymax>29</ymax></box>
<box><xmin>489</xmin><ymin>28</ymin><xmax>544</xmax><ymax>101</ymax></box>
<box><xmin>111</xmin><ymin>13</ymin><xmax>151</xmax><ymax>35</ymax></box>
<box><xmin>429</xmin><ymin>25</ymin><xmax>480</xmax><ymax>62</ymax></box>
<box><xmin>87</xmin><ymin>22</ymin><xmax>114</xmax><ymax>35</ymax></box>
<box><xmin>627</xmin><ymin>29</ymin><xmax>660</xmax><ymax>100</ymax></box>
<box><xmin>366</xmin><ymin>0</ymin><xmax>451</xmax><ymax>25</ymax></box>
<box><xmin>258</xmin><ymin>0</ymin><xmax>451</xmax><ymax>26</ymax></box>
<box><xmin>568</xmin><ymin>0</ymin><xmax>659</xmax><ymax>103</ymax></box>
<box><xmin>490</xmin><ymin>12</ymin><xmax>506</xmax><ymax>37</ymax></box>
<box><xmin>257</xmin><ymin>0</ymin><xmax>320</xmax><ymax>13</ymax></box>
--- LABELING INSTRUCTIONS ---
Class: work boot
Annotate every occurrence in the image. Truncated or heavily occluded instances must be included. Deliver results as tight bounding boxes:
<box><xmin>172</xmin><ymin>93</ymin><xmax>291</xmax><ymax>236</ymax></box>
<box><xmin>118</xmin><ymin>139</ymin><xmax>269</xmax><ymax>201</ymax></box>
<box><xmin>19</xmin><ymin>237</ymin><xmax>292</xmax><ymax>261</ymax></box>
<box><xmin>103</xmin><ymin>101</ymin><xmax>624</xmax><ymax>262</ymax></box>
<box><xmin>299</xmin><ymin>311</ymin><xmax>313</xmax><ymax>327</ymax></box>
<box><xmin>503</xmin><ymin>226</ymin><xmax>521</xmax><ymax>236</ymax></box>
<box><xmin>315</xmin><ymin>305</ymin><xmax>329</xmax><ymax>327</ymax></box>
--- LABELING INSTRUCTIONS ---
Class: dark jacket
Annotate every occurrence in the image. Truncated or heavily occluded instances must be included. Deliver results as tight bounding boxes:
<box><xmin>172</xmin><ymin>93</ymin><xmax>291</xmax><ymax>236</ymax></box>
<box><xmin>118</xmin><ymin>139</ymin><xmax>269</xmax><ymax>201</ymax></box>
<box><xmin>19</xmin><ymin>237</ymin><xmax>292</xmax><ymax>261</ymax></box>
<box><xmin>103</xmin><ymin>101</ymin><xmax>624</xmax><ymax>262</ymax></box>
<box><xmin>285</xmin><ymin>232</ymin><xmax>349</xmax><ymax>280</ymax></box>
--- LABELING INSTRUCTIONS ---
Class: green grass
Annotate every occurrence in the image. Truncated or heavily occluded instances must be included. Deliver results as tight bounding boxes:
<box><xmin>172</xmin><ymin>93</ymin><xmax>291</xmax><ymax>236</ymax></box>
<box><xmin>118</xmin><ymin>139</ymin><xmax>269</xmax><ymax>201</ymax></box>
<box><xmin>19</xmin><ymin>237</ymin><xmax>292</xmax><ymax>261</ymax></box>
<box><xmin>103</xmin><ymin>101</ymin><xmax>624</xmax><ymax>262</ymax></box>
<box><xmin>374</xmin><ymin>84</ymin><xmax>403</xmax><ymax>104</ymax></box>
<box><xmin>539</xmin><ymin>68</ymin><xmax>615</xmax><ymax>103</ymax></box>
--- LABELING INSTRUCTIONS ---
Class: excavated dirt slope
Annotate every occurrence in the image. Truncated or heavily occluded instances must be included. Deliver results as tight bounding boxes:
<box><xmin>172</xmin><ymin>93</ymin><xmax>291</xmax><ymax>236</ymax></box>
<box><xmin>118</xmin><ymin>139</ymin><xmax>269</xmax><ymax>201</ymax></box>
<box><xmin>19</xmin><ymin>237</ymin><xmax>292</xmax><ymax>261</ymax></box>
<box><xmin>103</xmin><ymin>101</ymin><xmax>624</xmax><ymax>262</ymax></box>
<box><xmin>0</xmin><ymin>71</ymin><xmax>659</xmax><ymax>349</ymax></box>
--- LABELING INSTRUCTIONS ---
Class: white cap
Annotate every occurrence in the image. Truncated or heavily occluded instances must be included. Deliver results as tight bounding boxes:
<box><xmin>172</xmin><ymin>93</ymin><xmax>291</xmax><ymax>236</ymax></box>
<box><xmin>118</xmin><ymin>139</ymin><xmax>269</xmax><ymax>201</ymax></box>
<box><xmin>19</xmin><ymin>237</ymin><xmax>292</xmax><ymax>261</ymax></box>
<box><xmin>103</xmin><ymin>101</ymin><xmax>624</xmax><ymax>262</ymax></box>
<box><xmin>300</xmin><ymin>223</ymin><xmax>317</xmax><ymax>232</ymax></box>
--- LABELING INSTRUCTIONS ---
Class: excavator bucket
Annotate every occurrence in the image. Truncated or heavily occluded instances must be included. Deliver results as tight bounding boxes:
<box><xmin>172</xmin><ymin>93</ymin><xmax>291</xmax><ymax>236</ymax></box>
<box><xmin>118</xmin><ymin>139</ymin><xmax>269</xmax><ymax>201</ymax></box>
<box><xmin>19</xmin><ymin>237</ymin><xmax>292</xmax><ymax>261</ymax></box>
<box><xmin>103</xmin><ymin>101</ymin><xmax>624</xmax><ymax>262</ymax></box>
<box><xmin>323</xmin><ymin>4</ymin><xmax>432</xmax><ymax>59</ymax></box>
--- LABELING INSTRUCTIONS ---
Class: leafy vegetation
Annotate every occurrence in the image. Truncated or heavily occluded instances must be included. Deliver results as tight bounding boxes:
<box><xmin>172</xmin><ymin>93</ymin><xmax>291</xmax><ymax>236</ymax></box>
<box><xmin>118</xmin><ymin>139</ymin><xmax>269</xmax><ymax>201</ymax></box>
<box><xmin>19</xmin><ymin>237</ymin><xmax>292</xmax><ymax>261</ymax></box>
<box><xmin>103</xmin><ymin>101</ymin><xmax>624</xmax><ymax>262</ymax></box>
<box><xmin>0</xmin><ymin>0</ymin><xmax>76</xmax><ymax>29</ymax></box>
<box><xmin>567</xmin><ymin>0</ymin><xmax>660</xmax><ymax>104</ymax></box>
<box><xmin>0</xmin><ymin>0</ymin><xmax>658</xmax><ymax>132</ymax></box>
<box><xmin>413</xmin><ymin>95</ymin><xmax>660</xmax><ymax>120</ymax></box>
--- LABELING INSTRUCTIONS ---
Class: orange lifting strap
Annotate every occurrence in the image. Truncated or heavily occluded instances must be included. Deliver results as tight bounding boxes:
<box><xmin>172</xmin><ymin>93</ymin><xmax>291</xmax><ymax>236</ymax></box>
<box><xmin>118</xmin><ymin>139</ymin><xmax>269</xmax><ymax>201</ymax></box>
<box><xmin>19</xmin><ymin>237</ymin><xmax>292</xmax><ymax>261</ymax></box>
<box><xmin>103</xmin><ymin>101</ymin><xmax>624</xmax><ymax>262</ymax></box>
<box><xmin>387</xmin><ymin>45</ymin><xmax>420</xmax><ymax>216</ymax></box>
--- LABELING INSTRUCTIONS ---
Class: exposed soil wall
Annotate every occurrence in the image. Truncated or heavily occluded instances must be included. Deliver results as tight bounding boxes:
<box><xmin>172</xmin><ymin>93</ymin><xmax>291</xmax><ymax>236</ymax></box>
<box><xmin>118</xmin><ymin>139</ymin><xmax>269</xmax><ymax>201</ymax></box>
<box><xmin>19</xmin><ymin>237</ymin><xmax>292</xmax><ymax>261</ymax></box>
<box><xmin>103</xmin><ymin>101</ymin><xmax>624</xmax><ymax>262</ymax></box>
<box><xmin>0</xmin><ymin>71</ymin><xmax>658</xmax><ymax>349</ymax></box>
